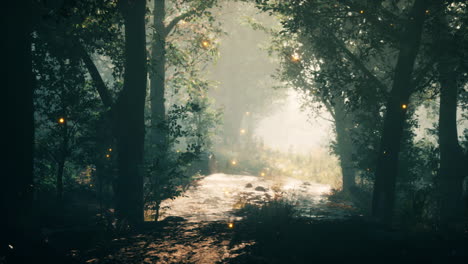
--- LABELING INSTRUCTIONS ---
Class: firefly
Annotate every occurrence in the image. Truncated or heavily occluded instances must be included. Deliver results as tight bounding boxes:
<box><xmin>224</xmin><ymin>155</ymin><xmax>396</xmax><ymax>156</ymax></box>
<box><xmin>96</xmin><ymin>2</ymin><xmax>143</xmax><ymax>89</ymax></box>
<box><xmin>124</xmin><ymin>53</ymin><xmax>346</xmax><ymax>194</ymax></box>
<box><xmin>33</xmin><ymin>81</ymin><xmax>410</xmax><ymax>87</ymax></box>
<box><xmin>108</xmin><ymin>148</ymin><xmax>112</xmax><ymax>152</ymax></box>
<box><xmin>106</xmin><ymin>154</ymin><xmax>110</xmax><ymax>158</ymax></box>
<box><xmin>58</xmin><ymin>117</ymin><xmax>65</xmax><ymax>124</ymax></box>
<box><xmin>201</xmin><ymin>40</ymin><xmax>210</xmax><ymax>48</ymax></box>
<box><xmin>291</xmin><ymin>53</ymin><xmax>300</xmax><ymax>62</ymax></box>
<box><xmin>231</xmin><ymin>160</ymin><xmax>237</xmax><ymax>165</ymax></box>
<box><xmin>360</xmin><ymin>10</ymin><xmax>364</xmax><ymax>14</ymax></box>
<box><xmin>228</xmin><ymin>222</ymin><xmax>234</xmax><ymax>229</ymax></box>
<box><xmin>260</xmin><ymin>172</ymin><xmax>266</xmax><ymax>177</ymax></box>
<box><xmin>8</xmin><ymin>244</ymin><xmax>13</xmax><ymax>250</ymax></box>
<box><xmin>401</xmin><ymin>104</ymin><xmax>407</xmax><ymax>109</ymax></box>
<box><xmin>240</xmin><ymin>129</ymin><xmax>246</xmax><ymax>135</ymax></box>
<box><xmin>245</xmin><ymin>111</ymin><xmax>250</xmax><ymax>115</ymax></box>
<box><xmin>425</xmin><ymin>10</ymin><xmax>430</xmax><ymax>14</ymax></box>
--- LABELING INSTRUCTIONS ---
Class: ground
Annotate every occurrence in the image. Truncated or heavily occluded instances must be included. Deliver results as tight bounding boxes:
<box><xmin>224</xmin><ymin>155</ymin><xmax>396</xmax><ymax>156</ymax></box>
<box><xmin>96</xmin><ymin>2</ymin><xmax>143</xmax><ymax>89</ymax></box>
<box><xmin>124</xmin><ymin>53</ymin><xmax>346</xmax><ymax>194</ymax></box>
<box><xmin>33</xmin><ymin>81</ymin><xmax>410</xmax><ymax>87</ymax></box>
<box><xmin>2</xmin><ymin>174</ymin><xmax>468</xmax><ymax>263</ymax></box>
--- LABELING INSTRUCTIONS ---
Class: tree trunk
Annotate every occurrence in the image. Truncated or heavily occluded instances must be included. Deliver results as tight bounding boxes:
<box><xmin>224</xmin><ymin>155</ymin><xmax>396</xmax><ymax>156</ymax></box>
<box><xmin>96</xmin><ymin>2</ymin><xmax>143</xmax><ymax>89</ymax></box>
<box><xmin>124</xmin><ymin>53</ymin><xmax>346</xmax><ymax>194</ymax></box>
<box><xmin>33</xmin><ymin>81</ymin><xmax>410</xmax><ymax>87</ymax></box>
<box><xmin>114</xmin><ymin>0</ymin><xmax>148</xmax><ymax>226</ymax></box>
<box><xmin>3</xmin><ymin>0</ymin><xmax>35</xmax><ymax>252</ymax></box>
<box><xmin>56</xmin><ymin>157</ymin><xmax>65</xmax><ymax>207</ymax></box>
<box><xmin>56</xmin><ymin>116</ymin><xmax>68</xmax><ymax>209</ymax></box>
<box><xmin>333</xmin><ymin>100</ymin><xmax>356</xmax><ymax>193</ymax></box>
<box><xmin>371</xmin><ymin>0</ymin><xmax>429</xmax><ymax>224</ymax></box>
<box><xmin>435</xmin><ymin>12</ymin><xmax>466</xmax><ymax>232</ymax></box>
<box><xmin>150</xmin><ymin>0</ymin><xmax>167</xmax><ymax>152</ymax></box>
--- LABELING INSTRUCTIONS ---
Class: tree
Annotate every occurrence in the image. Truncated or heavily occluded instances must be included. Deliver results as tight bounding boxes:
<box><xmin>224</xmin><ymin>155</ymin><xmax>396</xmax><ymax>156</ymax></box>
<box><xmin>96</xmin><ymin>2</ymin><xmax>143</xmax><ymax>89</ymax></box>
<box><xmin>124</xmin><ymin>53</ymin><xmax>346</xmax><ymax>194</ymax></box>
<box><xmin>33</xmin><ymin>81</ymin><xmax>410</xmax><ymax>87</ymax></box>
<box><xmin>432</xmin><ymin>1</ymin><xmax>467</xmax><ymax>231</ymax></box>
<box><xmin>256</xmin><ymin>0</ymin><xmax>438</xmax><ymax>223</ymax></box>
<box><xmin>149</xmin><ymin>0</ymin><xmax>218</xmax><ymax>153</ymax></box>
<box><xmin>112</xmin><ymin>0</ymin><xmax>148</xmax><ymax>225</ymax></box>
<box><xmin>3</xmin><ymin>0</ymin><xmax>35</xmax><ymax>253</ymax></box>
<box><xmin>211</xmin><ymin>1</ymin><xmax>286</xmax><ymax>146</ymax></box>
<box><xmin>32</xmin><ymin>52</ymin><xmax>101</xmax><ymax>210</ymax></box>
<box><xmin>371</xmin><ymin>0</ymin><xmax>430</xmax><ymax>223</ymax></box>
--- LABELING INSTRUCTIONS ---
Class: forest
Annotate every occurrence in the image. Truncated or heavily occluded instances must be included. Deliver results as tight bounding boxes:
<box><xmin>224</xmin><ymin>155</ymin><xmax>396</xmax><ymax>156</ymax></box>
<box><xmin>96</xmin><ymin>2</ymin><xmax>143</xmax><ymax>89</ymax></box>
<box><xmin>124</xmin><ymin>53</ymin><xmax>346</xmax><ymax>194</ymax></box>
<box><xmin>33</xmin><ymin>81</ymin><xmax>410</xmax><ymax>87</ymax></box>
<box><xmin>3</xmin><ymin>0</ymin><xmax>468</xmax><ymax>263</ymax></box>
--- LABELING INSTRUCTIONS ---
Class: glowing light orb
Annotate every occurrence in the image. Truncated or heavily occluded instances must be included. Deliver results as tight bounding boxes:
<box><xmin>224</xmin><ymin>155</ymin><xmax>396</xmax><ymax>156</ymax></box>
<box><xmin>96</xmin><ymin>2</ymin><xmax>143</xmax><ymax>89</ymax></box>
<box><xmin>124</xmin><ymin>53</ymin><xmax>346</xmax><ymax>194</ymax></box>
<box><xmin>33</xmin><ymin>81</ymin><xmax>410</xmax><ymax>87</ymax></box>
<box><xmin>58</xmin><ymin>117</ymin><xmax>65</xmax><ymax>124</ymax></box>
<box><xmin>108</xmin><ymin>148</ymin><xmax>112</xmax><ymax>152</ymax></box>
<box><xmin>291</xmin><ymin>53</ymin><xmax>300</xmax><ymax>62</ymax></box>
<box><xmin>360</xmin><ymin>10</ymin><xmax>364</xmax><ymax>14</ymax></box>
<box><xmin>106</xmin><ymin>154</ymin><xmax>110</xmax><ymax>158</ymax></box>
<box><xmin>260</xmin><ymin>172</ymin><xmax>266</xmax><ymax>177</ymax></box>
<box><xmin>401</xmin><ymin>104</ymin><xmax>407</xmax><ymax>109</ymax></box>
<box><xmin>231</xmin><ymin>160</ymin><xmax>237</xmax><ymax>165</ymax></box>
<box><xmin>228</xmin><ymin>222</ymin><xmax>234</xmax><ymax>229</ymax></box>
<box><xmin>245</xmin><ymin>111</ymin><xmax>250</xmax><ymax>115</ymax></box>
<box><xmin>425</xmin><ymin>10</ymin><xmax>430</xmax><ymax>14</ymax></box>
<box><xmin>240</xmin><ymin>129</ymin><xmax>246</xmax><ymax>135</ymax></box>
<box><xmin>201</xmin><ymin>40</ymin><xmax>210</xmax><ymax>48</ymax></box>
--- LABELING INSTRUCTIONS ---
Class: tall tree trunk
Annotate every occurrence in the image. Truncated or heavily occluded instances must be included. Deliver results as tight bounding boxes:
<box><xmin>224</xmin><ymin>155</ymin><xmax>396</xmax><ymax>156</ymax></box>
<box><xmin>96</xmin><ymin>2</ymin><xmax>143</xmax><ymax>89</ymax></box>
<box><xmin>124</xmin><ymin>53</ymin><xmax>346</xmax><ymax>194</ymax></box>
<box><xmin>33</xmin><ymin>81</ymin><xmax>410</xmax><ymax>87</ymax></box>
<box><xmin>333</xmin><ymin>100</ymin><xmax>356</xmax><ymax>193</ymax></box>
<box><xmin>150</xmin><ymin>0</ymin><xmax>167</xmax><ymax>152</ymax></box>
<box><xmin>56</xmin><ymin>113</ymin><xmax>68</xmax><ymax>209</ymax></box>
<box><xmin>56</xmin><ymin>157</ymin><xmax>65</xmax><ymax>207</ymax></box>
<box><xmin>114</xmin><ymin>0</ymin><xmax>148</xmax><ymax>226</ymax></box>
<box><xmin>435</xmin><ymin>12</ymin><xmax>466</xmax><ymax>232</ymax></box>
<box><xmin>3</xmin><ymin>0</ymin><xmax>35</xmax><ymax>252</ymax></box>
<box><xmin>372</xmin><ymin>0</ymin><xmax>429</xmax><ymax>224</ymax></box>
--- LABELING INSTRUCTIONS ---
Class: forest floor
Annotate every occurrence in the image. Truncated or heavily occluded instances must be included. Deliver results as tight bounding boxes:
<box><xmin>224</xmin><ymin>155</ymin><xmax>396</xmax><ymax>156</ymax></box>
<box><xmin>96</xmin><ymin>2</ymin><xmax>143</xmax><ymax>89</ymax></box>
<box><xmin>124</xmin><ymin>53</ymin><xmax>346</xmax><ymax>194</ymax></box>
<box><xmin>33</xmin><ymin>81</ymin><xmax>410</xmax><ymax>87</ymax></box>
<box><xmin>3</xmin><ymin>174</ymin><xmax>468</xmax><ymax>263</ymax></box>
<box><xmin>51</xmin><ymin>212</ymin><xmax>468</xmax><ymax>264</ymax></box>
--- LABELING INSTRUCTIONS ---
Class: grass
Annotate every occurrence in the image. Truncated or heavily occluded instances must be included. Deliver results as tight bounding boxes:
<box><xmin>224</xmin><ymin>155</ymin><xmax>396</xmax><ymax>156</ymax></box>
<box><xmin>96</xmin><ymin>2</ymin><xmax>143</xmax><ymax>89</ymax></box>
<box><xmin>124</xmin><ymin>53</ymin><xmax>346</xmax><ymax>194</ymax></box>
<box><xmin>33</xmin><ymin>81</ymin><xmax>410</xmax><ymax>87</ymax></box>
<box><xmin>214</xmin><ymin>143</ymin><xmax>342</xmax><ymax>188</ymax></box>
<box><xmin>228</xmin><ymin>198</ymin><xmax>468</xmax><ymax>262</ymax></box>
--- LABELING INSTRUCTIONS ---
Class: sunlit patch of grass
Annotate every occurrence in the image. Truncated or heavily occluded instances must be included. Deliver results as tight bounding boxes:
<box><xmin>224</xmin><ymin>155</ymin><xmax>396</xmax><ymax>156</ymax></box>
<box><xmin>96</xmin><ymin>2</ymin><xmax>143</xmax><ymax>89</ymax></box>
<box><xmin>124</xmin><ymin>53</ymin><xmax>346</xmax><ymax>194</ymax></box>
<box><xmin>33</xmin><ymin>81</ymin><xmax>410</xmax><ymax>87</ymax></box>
<box><xmin>215</xmin><ymin>143</ymin><xmax>342</xmax><ymax>188</ymax></box>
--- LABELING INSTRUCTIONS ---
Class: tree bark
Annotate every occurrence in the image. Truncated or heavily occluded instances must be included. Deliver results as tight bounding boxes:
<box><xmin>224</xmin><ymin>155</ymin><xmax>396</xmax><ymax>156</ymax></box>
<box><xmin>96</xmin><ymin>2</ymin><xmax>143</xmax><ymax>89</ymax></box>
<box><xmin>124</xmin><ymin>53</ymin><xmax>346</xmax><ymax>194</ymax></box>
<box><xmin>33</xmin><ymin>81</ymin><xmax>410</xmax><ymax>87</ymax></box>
<box><xmin>371</xmin><ymin>0</ymin><xmax>429</xmax><ymax>224</ymax></box>
<box><xmin>333</xmin><ymin>100</ymin><xmax>356</xmax><ymax>192</ymax></box>
<box><xmin>114</xmin><ymin>0</ymin><xmax>148</xmax><ymax>226</ymax></box>
<box><xmin>434</xmin><ymin>11</ymin><xmax>466</xmax><ymax>232</ymax></box>
<box><xmin>150</xmin><ymin>0</ymin><xmax>168</xmax><ymax>152</ymax></box>
<box><xmin>2</xmin><ymin>0</ymin><xmax>35</xmax><ymax>252</ymax></box>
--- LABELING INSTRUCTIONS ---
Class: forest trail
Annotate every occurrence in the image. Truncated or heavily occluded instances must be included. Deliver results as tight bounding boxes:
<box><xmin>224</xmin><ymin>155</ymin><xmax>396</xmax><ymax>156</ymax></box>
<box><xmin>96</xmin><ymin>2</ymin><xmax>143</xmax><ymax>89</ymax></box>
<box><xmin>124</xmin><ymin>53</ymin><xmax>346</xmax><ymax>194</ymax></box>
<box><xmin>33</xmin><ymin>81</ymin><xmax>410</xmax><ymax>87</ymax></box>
<box><xmin>158</xmin><ymin>173</ymin><xmax>355</xmax><ymax>222</ymax></box>
<box><xmin>77</xmin><ymin>174</ymin><xmax>360</xmax><ymax>264</ymax></box>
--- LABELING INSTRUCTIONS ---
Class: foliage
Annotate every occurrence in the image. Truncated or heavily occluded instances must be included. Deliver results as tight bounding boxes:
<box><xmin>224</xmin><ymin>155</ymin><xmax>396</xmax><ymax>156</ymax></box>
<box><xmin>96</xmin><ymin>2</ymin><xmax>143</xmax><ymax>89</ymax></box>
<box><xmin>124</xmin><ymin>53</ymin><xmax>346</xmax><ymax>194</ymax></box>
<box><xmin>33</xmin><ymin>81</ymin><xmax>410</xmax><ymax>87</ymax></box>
<box><xmin>32</xmin><ymin>32</ymin><xmax>106</xmax><ymax>194</ymax></box>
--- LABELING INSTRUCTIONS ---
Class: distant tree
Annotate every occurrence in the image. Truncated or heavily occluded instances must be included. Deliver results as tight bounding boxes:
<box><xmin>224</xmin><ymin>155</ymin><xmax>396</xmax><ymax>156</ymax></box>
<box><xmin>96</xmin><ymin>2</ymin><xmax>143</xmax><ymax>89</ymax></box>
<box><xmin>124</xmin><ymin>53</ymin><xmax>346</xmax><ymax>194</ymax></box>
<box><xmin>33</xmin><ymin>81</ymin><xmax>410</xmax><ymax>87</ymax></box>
<box><xmin>149</xmin><ymin>0</ymin><xmax>219</xmax><ymax>153</ymax></box>
<box><xmin>211</xmin><ymin>1</ymin><xmax>287</xmax><ymax>146</ymax></box>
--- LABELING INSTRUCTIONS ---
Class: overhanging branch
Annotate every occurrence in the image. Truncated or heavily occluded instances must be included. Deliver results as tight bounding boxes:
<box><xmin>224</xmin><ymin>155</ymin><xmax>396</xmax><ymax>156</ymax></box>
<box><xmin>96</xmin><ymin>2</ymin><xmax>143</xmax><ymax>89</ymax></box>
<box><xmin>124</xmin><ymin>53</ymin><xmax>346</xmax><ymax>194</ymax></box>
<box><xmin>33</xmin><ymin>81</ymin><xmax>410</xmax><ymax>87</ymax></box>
<box><xmin>76</xmin><ymin>41</ymin><xmax>114</xmax><ymax>109</ymax></box>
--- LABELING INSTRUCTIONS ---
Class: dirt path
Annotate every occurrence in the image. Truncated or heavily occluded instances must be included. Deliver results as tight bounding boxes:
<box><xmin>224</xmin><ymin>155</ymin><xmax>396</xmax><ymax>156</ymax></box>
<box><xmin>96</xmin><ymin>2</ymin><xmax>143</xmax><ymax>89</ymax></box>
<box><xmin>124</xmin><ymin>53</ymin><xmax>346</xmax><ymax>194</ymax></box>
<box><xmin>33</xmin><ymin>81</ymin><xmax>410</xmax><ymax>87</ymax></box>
<box><xmin>77</xmin><ymin>221</ymin><xmax>253</xmax><ymax>264</ymax></box>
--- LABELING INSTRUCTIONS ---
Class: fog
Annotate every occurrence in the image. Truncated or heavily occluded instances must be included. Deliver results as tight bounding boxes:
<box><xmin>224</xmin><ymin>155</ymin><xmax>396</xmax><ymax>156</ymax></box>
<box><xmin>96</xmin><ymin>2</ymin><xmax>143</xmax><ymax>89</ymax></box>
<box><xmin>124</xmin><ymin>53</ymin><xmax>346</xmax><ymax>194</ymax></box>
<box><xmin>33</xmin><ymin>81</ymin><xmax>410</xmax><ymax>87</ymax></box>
<box><xmin>255</xmin><ymin>89</ymin><xmax>333</xmax><ymax>153</ymax></box>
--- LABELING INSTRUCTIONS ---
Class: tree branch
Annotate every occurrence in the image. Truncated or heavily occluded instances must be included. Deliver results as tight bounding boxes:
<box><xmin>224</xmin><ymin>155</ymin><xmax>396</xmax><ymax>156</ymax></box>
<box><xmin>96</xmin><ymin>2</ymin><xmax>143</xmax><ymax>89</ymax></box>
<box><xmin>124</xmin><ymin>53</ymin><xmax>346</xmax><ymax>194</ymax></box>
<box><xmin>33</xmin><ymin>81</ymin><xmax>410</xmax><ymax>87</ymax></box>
<box><xmin>329</xmin><ymin>33</ymin><xmax>389</xmax><ymax>93</ymax></box>
<box><xmin>164</xmin><ymin>9</ymin><xmax>197</xmax><ymax>37</ymax></box>
<box><xmin>337</xmin><ymin>0</ymin><xmax>400</xmax><ymax>43</ymax></box>
<box><xmin>76</xmin><ymin>42</ymin><xmax>114</xmax><ymax>109</ymax></box>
